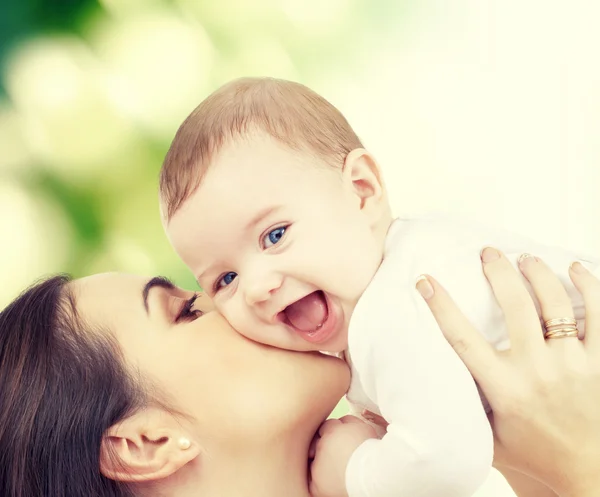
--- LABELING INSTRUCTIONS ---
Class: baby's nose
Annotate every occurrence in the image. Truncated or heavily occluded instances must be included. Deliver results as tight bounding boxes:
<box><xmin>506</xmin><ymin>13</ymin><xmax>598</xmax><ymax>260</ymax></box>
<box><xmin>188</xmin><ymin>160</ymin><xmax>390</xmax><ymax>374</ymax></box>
<box><xmin>244</xmin><ymin>273</ymin><xmax>282</xmax><ymax>306</ymax></box>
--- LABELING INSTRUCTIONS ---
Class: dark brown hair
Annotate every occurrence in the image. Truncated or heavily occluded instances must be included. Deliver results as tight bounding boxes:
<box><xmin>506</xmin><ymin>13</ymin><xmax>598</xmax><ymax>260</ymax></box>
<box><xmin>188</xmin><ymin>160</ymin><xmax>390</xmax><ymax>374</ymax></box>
<box><xmin>0</xmin><ymin>276</ymin><xmax>145</xmax><ymax>497</ymax></box>
<box><xmin>159</xmin><ymin>77</ymin><xmax>364</xmax><ymax>220</ymax></box>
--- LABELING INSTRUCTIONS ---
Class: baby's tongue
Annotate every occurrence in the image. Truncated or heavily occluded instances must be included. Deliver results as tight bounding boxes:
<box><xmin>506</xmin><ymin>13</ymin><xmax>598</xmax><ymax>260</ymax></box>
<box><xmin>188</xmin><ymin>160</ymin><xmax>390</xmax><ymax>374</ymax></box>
<box><xmin>285</xmin><ymin>292</ymin><xmax>328</xmax><ymax>332</ymax></box>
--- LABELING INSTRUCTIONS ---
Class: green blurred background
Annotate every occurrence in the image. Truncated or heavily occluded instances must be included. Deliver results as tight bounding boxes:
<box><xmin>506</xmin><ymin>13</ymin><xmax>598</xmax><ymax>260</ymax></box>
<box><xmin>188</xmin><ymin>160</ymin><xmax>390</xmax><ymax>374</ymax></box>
<box><xmin>3</xmin><ymin>3</ymin><xmax>597</xmax><ymax>495</ymax></box>
<box><xmin>0</xmin><ymin>0</ymin><xmax>403</xmax><ymax>452</ymax></box>
<box><xmin>0</xmin><ymin>0</ymin><xmax>418</xmax><ymax>307</ymax></box>
<box><xmin>3</xmin><ymin>0</ymin><xmax>598</xmax><ymax>311</ymax></box>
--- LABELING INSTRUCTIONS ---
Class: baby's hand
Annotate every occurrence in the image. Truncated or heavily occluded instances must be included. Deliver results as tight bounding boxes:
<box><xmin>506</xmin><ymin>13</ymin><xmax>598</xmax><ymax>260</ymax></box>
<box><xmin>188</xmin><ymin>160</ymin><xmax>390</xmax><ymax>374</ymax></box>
<box><xmin>309</xmin><ymin>415</ymin><xmax>377</xmax><ymax>497</ymax></box>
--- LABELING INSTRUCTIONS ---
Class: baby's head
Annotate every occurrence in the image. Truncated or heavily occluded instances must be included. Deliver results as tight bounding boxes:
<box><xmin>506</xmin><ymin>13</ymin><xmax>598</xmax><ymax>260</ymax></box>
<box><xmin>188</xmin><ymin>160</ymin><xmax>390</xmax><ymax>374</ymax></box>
<box><xmin>160</xmin><ymin>77</ymin><xmax>392</xmax><ymax>352</ymax></box>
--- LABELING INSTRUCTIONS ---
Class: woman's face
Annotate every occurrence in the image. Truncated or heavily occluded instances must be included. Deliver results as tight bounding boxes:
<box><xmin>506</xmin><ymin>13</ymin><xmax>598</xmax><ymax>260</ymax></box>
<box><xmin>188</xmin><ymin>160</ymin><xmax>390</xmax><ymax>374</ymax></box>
<box><xmin>71</xmin><ymin>272</ymin><xmax>350</xmax><ymax>444</ymax></box>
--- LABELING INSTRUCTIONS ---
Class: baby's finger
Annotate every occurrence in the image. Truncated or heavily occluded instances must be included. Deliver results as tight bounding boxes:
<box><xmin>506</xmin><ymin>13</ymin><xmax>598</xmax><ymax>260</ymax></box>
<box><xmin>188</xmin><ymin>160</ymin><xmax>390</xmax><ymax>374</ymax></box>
<box><xmin>308</xmin><ymin>435</ymin><xmax>318</xmax><ymax>459</ymax></box>
<box><xmin>416</xmin><ymin>274</ymin><xmax>499</xmax><ymax>391</ymax></box>
<box><xmin>570</xmin><ymin>262</ymin><xmax>600</xmax><ymax>351</ymax></box>
<box><xmin>481</xmin><ymin>248</ymin><xmax>544</xmax><ymax>353</ymax></box>
<box><xmin>338</xmin><ymin>415</ymin><xmax>366</xmax><ymax>425</ymax></box>
<box><xmin>318</xmin><ymin>419</ymin><xmax>340</xmax><ymax>437</ymax></box>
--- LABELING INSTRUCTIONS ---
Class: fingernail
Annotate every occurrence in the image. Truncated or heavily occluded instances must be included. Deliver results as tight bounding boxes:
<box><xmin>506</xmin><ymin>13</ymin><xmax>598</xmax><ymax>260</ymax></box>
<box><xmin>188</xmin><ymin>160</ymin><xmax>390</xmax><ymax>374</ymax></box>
<box><xmin>480</xmin><ymin>247</ymin><xmax>500</xmax><ymax>263</ymax></box>
<box><xmin>518</xmin><ymin>253</ymin><xmax>536</xmax><ymax>267</ymax></box>
<box><xmin>416</xmin><ymin>275</ymin><xmax>434</xmax><ymax>299</ymax></box>
<box><xmin>570</xmin><ymin>261</ymin><xmax>588</xmax><ymax>274</ymax></box>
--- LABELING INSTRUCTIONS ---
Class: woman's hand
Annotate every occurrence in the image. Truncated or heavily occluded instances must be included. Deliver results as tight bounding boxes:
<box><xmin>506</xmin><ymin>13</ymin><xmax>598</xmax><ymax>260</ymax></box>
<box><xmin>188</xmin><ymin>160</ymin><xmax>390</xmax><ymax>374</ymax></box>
<box><xmin>416</xmin><ymin>248</ymin><xmax>600</xmax><ymax>497</ymax></box>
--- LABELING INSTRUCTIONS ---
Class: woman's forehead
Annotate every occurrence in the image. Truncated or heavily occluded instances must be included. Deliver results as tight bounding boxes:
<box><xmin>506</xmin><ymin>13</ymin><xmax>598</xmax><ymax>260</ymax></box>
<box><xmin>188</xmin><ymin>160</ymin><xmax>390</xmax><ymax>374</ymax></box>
<box><xmin>71</xmin><ymin>272</ymin><xmax>214</xmax><ymax>322</ymax></box>
<box><xmin>70</xmin><ymin>273</ymin><xmax>147</xmax><ymax>320</ymax></box>
<box><xmin>73</xmin><ymin>272</ymin><xmax>144</xmax><ymax>297</ymax></box>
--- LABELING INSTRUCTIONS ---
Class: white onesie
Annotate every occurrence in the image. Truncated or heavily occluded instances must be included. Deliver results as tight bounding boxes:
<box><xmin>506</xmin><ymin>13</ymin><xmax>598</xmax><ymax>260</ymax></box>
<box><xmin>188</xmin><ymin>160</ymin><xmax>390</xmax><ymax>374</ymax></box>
<box><xmin>344</xmin><ymin>216</ymin><xmax>600</xmax><ymax>497</ymax></box>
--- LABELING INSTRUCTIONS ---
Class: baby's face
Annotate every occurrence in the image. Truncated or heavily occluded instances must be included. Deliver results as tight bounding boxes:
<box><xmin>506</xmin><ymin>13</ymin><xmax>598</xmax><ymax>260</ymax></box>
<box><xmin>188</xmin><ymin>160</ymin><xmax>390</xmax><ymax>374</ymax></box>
<box><xmin>165</xmin><ymin>133</ymin><xmax>382</xmax><ymax>352</ymax></box>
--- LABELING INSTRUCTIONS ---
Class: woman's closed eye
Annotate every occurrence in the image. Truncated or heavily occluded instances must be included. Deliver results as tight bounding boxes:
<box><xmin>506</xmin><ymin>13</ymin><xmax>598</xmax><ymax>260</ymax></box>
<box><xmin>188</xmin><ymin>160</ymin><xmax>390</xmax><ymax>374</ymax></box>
<box><xmin>175</xmin><ymin>293</ymin><xmax>203</xmax><ymax>322</ymax></box>
<box><xmin>262</xmin><ymin>225</ymin><xmax>288</xmax><ymax>249</ymax></box>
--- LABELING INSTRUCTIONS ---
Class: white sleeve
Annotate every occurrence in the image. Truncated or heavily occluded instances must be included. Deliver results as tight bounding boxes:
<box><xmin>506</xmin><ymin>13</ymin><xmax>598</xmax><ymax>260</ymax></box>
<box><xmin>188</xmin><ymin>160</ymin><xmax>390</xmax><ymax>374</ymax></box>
<box><xmin>345</xmin><ymin>222</ymin><xmax>600</xmax><ymax>497</ymax></box>
<box><xmin>345</xmin><ymin>256</ymin><xmax>494</xmax><ymax>497</ymax></box>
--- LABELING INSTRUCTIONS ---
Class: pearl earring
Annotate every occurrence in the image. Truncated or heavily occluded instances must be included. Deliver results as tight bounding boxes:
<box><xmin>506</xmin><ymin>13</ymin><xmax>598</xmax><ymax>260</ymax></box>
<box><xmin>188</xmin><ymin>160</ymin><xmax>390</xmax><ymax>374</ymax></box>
<box><xmin>178</xmin><ymin>438</ymin><xmax>191</xmax><ymax>450</ymax></box>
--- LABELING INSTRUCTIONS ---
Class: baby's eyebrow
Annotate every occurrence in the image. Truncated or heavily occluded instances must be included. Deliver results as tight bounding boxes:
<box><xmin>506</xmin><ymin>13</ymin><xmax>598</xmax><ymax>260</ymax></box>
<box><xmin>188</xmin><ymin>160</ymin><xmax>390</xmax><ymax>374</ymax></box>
<box><xmin>245</xmin><ymin>205</ymin><xmax>283</xmax><ymax>233</ymax></box>
<box><xmin>195</xmin><ymin>270</ymin><xmax>208</xmax><ymax>286</ymax></box>
<box><xmin>196</xmin><ymin>260</ymin><xmax>224</xmax><ymax>286</ymax></box>
<box><xmin>142</xmin><ymin>276</ymin><xmax>175</xmax><ymax>314</ymax></box>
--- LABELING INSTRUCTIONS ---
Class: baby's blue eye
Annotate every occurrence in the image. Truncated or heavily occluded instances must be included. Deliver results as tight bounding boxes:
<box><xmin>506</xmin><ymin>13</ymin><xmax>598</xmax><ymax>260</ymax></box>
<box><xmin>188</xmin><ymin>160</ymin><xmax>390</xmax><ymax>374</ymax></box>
<box><xmin>264</xmin><ymin>226</ymin><xmax>287</xmax><ymax>248</ymax></box>
<box><xmin>216</xmin><ymin>272</ymin><xmax>237</xmax><ymax>290</ymax></box>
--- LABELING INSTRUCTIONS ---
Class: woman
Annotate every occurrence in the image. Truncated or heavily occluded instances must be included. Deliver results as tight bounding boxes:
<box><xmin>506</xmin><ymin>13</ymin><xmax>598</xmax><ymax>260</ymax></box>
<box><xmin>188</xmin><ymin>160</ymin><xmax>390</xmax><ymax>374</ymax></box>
<box><xmin>1</xmin><ymin>257</ymin><xmax>599</xmax><ymax>496</ymax></box>
<box><xmin>0</xmin><ymin>272</ymin><xmax>351</xmax><ymax>496</ymax></box>
<box><xmin>417</xmin><ymin>248</ymin><xmax>600</xmax><ymax>497</ymax></box>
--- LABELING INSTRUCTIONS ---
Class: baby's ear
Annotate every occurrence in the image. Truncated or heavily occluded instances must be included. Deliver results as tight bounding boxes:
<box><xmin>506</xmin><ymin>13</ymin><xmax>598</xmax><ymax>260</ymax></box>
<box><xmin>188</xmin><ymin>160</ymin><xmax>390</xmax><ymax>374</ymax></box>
<box><xmin>99</xmin><ymin>408</ymin><xmax>201</xmax><ymax>483</ymax></box>
<box><xmin>342</xmin><ymin>148</ymin><xmax>387</xmax><ymax>219</ymax></box>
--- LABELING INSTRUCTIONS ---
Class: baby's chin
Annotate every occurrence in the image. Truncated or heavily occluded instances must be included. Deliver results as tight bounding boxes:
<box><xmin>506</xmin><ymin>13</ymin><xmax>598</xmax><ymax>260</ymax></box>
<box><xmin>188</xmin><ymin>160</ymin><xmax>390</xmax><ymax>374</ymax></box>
<box><xmin>287</xmin><ymin>329</ymin><xmax>348</xmax><ymax>354</ymax></box>
<box><xmin>309</xmin><ymin>333</ymin><xmax>349</xmax><ymax>355</ymax></box>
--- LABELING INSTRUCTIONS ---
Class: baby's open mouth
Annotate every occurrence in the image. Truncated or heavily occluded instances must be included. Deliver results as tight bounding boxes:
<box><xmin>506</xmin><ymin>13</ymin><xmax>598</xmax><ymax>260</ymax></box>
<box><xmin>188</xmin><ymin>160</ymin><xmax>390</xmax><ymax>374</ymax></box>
<box><xmin>281</xmin><ymin>291</ymin><xmax>329</xmax><ymax>334</ymax></box>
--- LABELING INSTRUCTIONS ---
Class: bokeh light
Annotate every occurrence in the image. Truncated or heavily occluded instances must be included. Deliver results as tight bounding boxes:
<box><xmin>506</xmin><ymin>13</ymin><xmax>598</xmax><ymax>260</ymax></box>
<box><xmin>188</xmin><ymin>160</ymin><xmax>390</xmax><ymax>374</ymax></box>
<box><xmin>93</xmin><ymin>10</ymin><xmax>214</xmax><ymax>137</ymax></box>
<box><xmin>5</xmin><ymin>36</ymin><xmax>136</xmax><ymax>179</ymax></box>
<box><xmin>0</xmin><ymin>180</ymin><xmax>71</xmax><ymax>307</ymax></box>
<box><xmin>0</xmin><ymin>103</ymin><xmax>30</xmax><ymax>173</ymax></box>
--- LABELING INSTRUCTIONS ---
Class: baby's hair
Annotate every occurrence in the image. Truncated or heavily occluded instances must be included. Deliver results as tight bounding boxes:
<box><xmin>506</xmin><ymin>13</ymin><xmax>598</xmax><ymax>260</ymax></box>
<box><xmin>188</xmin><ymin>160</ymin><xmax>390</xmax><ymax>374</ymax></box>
<box><xmin>159</xmin><ymin>77</ymin><xmax>363</xmax><ymax>220</ymax></box>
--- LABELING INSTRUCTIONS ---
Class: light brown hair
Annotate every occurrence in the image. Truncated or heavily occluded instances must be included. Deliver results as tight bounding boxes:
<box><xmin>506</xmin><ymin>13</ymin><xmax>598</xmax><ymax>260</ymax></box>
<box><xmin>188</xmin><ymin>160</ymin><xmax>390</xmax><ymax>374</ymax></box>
<box><xmin>159</xmin><ymin>77</ymin><xmax>363</xmax><ymax>220</ymax></box>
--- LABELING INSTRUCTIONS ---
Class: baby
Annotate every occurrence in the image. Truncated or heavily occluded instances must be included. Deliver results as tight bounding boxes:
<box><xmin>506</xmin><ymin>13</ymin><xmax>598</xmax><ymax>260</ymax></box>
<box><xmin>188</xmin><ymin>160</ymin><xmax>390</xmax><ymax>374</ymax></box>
<box><xmin>159</xmin><ymin>77</ymin><xmax>599</xmax><ymax>497</ymax></box>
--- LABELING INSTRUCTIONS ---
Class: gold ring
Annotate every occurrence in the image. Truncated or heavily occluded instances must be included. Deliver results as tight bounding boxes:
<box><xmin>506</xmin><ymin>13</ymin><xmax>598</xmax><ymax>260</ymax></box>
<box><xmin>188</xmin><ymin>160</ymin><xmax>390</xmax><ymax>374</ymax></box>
<box><xmin>543</xmin><ymin>317</ymin><xmax>579</xmax><ymax>339</ymax></box>
<box><xmin>545</xmin><ymin>325</ymin><xmax>578</xmax><ymax>334</ymax></box>
<box><xmin>544</xmin><ymin>328</ymin><xmax>579</xmax><ymax>339</ymax></box>
<box><xmin>544</xmin><ymin>317</ymin><xmax>577</xmax><ymax>329</ymax></box>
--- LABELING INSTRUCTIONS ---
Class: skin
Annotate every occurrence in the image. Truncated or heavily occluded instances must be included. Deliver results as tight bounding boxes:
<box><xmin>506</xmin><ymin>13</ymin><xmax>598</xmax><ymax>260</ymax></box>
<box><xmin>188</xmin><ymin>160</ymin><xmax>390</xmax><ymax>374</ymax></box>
<box><xmin>70</xmin><ymin>272</ymin><xmax>351</xmax><ymax>497</ymax></box>
<box><xmin>165</xmin><ymin>132</ymin><xmax>600</xmax><ymax>495</ymax></box>
<box><xmin>162</xmin><ymin>132</ymin><xmax>600</xmax><ymax>496</ymax></box>
<box><xmin>164</xmin><ymin>134</ymin><xmax>393</xmax><ymax>496</ymax></box>
<box><xmin>165</xmin><ymin>132</ymin><xmax>393</xmax><ymax>354</ymax></box>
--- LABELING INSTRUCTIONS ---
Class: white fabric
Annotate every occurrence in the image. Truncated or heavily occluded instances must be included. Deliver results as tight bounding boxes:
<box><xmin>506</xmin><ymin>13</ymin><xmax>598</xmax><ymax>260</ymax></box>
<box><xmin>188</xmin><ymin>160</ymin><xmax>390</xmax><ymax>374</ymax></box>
<box><xmin>344</xmin><ymin>216</ymin><xmax>600</xmax><ymax>497</ymax></box>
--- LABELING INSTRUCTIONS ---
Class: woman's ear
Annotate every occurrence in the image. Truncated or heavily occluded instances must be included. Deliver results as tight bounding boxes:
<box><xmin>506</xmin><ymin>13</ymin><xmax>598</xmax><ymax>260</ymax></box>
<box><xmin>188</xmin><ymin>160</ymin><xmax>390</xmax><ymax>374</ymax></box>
<box><xmin>342</xmin><ymin>148</ymin><xmax>388</xmax><ymax>222</ymax></box>
<box><xmin>99</xmin><ymin>408</ymin><xmax>201</xmax><ymax>483</ymax></box>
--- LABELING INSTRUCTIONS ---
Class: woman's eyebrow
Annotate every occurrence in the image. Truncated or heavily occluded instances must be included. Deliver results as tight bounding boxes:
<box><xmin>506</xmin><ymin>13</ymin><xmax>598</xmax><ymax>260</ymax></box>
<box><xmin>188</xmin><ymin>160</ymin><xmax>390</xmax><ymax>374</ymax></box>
<box><xmin>142</xmin><ymin>276</ymin><xmax>175</xmax><ymax>314</ymax></box>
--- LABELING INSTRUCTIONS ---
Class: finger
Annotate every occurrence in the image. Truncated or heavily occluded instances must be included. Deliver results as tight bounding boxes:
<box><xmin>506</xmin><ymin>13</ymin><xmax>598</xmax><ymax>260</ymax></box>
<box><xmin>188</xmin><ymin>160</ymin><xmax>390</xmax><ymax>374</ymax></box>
<box><xmin>318</xmin><ymin>419</ymin><xmax>340</xmax><ymax>437</ymax></box>
<box><xmin>416</xmin><ymin>274</ymin><xmax>500</xmax><ymax>392</ymax></box>
<box><xmin>518</xmin><ymin>254</ymin><xmax>580</xmax><ymax>352</ymax></box>
<box><xmin>481</xmin><ymin>247</ymin><xmax>545</xmax><ymax>353</ymax></box>
<box><xmin>570</xmin><ymin>262</ymin><xmax>600</xmax><ymax>351</ymax></box>
<box><xmin>308</xmin><ymin>433</ymin><xmax>321</xmax><ymax>459</ymax></box>
<box><xmin>308</xmin><ymin>436</ymin><xmax>318</xmax><ymax>459</ymax></box>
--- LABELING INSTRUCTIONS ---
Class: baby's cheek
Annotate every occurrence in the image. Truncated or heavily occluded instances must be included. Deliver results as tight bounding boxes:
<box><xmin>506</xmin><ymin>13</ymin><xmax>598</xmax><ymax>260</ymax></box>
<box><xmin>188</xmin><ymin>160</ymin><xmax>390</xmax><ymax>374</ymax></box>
<box><xmin>221</xmin><ymin>305</ymin><xmax>256</xmax><ymax>339</ymax></box>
